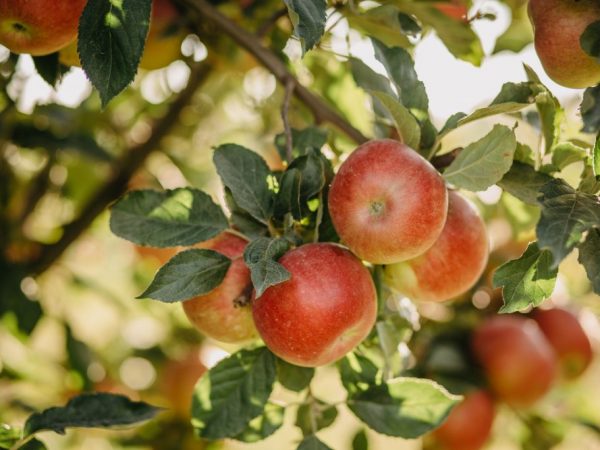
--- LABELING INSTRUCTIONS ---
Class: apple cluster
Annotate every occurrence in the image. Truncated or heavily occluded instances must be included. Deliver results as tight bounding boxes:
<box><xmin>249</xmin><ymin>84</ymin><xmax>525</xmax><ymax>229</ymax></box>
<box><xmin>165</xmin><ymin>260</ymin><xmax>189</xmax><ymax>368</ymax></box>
<box><xmin>181</xmin><ymin>139</ymin><xmax>490</xmax><ymax>368</ymax></box>
<box><xmin>431</xmin><ymin>308</ymin><xmax>593</xmax><ymax>450</ymax></box>
<box><xmin>0</xmin><ymin>0</ymin><xmax>186</xmax><ymax>70</ymax></box>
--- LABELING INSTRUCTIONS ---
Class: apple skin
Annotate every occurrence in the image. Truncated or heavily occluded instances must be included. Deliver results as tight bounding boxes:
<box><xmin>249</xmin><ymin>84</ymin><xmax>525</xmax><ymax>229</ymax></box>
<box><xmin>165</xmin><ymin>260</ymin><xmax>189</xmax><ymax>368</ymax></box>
<box><xmin>59</xmin><ymin>0</ymin><xmax>185</xmax><ymax>70</ymax></box>
<box><xmin>532</xmin><ymin>308</ymin><xmax>593</xmax><ymax>379</ymax></box>
<box><xmin>384</xmin><ymin>191</ymin><xmax>489</xmax><ymax>302</ymax></box>
<box><xmin>160</xmin><ymin>349</ymin><xmax>206</xmax><ymax>417</ymax></box>
<box><xmin>0</xmin><ymin>0</ymin><xmax>86</xmax><ymax>56</ymax></box>
<box><xmin>472</xmin><ymin>316</ymin><xmax>557</xmax><ymax>408</ymax></box>
<box><xmin>182</xmin><ymin>232</ymin><xmax>258</xmax><ymax>344</ymax></box>
<box><xmin>529</xmin><ymin>0</ymin><xmax>600</xmax><ymax>88</ymax></box>
<box><xmin>252</xmin><ymin>243</ymin><xmax>377</xmax><ymax>367</ymax></box>
<box><xmin>433</xmin><ymin>2</ymin><xmax>469</xmax><ymax>22</ymax></box>
<box><xmin>432</xmin><ymin>390</ymin><xmax>495</xmax><ymax>450</ymax></box>
<box><xmin>328</xmin><ymin>139</ymin><xmax>448</xmax><ymax>265</ymax></box>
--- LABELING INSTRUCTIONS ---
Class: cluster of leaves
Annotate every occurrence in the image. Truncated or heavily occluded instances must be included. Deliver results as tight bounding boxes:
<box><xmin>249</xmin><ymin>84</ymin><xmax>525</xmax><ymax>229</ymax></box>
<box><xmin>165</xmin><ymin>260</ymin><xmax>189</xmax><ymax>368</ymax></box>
<box><xmin>1</xmin><ymin>393</ymin><xmax>160</xmax><ymax>450</ymax></box>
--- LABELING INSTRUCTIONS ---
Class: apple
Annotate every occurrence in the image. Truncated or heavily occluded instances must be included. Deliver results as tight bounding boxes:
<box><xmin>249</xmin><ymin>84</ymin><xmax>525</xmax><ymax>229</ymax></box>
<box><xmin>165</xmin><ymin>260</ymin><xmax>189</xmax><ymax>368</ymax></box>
<box><xmin>532</xmin><ymin>307</ymin><xmax>593</xmax><ymax>379</ymax></box>
<box><xmin>472</xmin><ymin>316</ymin><xmax>557</xmax><ymax>407</ymax></box>
<box><xmin>159</xmin><ymin>349</ymin><xmax>206</xmax><ymax>417</ymax></box>
<box><xmin>529</xmin><ymin>0</ymin><xmax>600</xmax><ymax>88</ymax></box>
<box><xmin>0</xmin><ymin>0</ymin><xmax>86</xmax><ymax>56</ymax></box>
<box><xmin>433</xmin><ymin>1</ymin><xmax>469</xmax><ymax>22</ymax></box>
<box><xmin>182</xmin><ymin>232</ymin><xmax>258</xmax><ymax>344</ymax></box>
<box><xmin>59</xmin><ymin>0</ymin><xmax>185</xmax><ymax>70</ymax></box>
<box><xmin>384</xmin><ymin>191</ymin><xmax>489</xmax><ymax>302</ymax></box>
<box><xmin>432</xmin><ymin>389</ymin><xmax>495</xmax><ymax>450</ymax></box>
<box><xmin>252</xmin><ymin>243</ymin><xmax>377</xmax><ymax>367</ymax></box>
<box><xmin>328</xmin><ymin>139</ymin><xmax>448</xmax><ymax>264</ymax></box>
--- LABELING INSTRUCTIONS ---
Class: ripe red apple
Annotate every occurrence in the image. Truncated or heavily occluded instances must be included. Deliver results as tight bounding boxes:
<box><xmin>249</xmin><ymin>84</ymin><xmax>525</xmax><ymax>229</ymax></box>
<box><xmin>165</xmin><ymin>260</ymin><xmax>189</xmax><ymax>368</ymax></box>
<box><xmin>432</xmin><ymin>390</ymin><xmax>495</xmax><ymax>450</ymax></box>
<box><xmin>252</xmin><ymin>243</ymin><xmax>377</xmax><ymax>367</ymax></box>
<box><xmin>182</xmin><ymin>232</ymin><xmax>258</xmax><ymax>344</ymax></box>
<box><xmin>384</xmin><ymin>191</ymin><xmax>489</xmax><ymax>302</ymax></box>
<box><xmin>328</xmin><ymin>139</ymin><xmax>448</xmax><ymax>264</ymax></box>
<box><xmin>472</xmin><ymin>316</ymin><xmax>557</xmax><ymax>407</ymax></box>
<box><xmin>529</xmin><ymin>0</ymin><xmax>600</xmax><ymax>88</ymax></box>
<box><xmin>532</xmin><ymin>307</ymin><xmax>593</xmax><ymax>379</ymax></box>
<box><xmin>0</xmin><ymin>0</ymin><xmax>86</xmax><ymax>55</ymax></box>
<box><xmin>159</xmin><ymin>349</ymin><xmax>206</xmax><ymax>417</ymax></box>
<box><xmin>59</xmin><ymin>0</ymin><xmax>185</xmax><ymax>70</ymax></box>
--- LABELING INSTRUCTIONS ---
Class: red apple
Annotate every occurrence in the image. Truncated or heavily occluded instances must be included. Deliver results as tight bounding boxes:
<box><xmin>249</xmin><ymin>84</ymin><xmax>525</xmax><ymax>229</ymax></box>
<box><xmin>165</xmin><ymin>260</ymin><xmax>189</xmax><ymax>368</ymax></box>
<box><xmin>472</xmin><ymin>316</ymin><xmax>557</xmax><ymax>407</ymax></box>
<box><xmin>160</xmin><ymin>349</ymin><xmax>206</xmax><ymax>417</ymax></box>
<box><xmin>182</xmin><ymin>232</ymin><xmax>258</xmax><ymax>344</ymax></box>
<box><xmin>432</xmin><ymin>390</ymin><xmax>495</xmax><ymax>450</ymax></box>
<box><xmin>433</xmin><ymin>2</ymin><xmax>469</xmax><ymax>22</ymax></box>
<box><xmin>328</xmin><ymin>139</ymin><xmax>448</xmax><ymax>264</ymax></box>
<box><xmin>384</xmin><ymin>191</ymin><xmax>489</xmax><ymax>302</ymax></box>
<box><xmin>532</xmin><ymin>307</ymin><xmax>593</xmax><ymax>379</ymax></box>
<box><xmin>252</xmin><ymin>243</ymin><xmax>377</xmax><ymax>367</ymax></box>
<box><xmin>0</xmin><ymin>0</ymin><xmax>86</xmax><ymax>55</ymax></box>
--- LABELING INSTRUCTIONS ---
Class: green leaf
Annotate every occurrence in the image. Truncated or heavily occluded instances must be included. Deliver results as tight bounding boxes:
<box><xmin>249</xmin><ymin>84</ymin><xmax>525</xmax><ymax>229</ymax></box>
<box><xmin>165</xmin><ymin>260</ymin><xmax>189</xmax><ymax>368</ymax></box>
<box><xmin>0</xmin><ymin>264</ymin><xmax>43</xmax><ymax>335</ymax></box>
<box><xmin>274</xmin><ymin>168</ymin><xmax>303</xmax><ymax>219</ymax></box>
<box><xmin>537</xmin><ymin>179</ymin><xmax>600</xmax><ymax>267</ymax></box>
<box><xmin>524</xmin><ymin>65</ymin><xmax>564</xmax><ymax>153</ymax></box>
<box><xmin>20</xmin><ymin>440</ymin><xmax>47</xmax><ymax>450</ymax></box>
<box><xmin>339</xmin><ymin>353</ymin><xmax>380</xmax><ymax>396</ymax></box>
<box><xmin>284</xmin><ymin>0</ymin><xmax>326</xmax><ymax>54</ymax></box>
<box><xmin>24</xmin><ymin>393</ymin><xmax>161</xmax><ymax>436</ymax></box>
<box><xmin>277</xmin><ymin>358</ymin><xmax>314</xmax><ymax>392</ymax></box>
<box><xmin>110</xmin><ymin>188</ymin><xmax>228</xmax><ymax>247</ymax></box>
<box><xmin>578</xmin><ymin>229</ymin><xmax>600</xmax><ymax>295</ymax></box>
<box><xmin>352</xmin><ymin>429</ymin><xmax>369</xmax><ymax>450</ymax></box>
<box><xmin>233</xmin><ymin>403</ymin><xmax>284</xmax><ymax>443</ymax></box>
<box><xmin>10</xmin><ymin>123</ymin><xmax>112</xmax><ymax>161</ymax></box>
<box><xmin>296</xmin><ymin>400</ymin><xmax>338</xmax><ymax>436</ymax></box>
<box><xmin>225</xmin><ymin>188</ymin><xmax>269</xmax><ymax>239</ymax></box>
<box><xmin>371</xmin><ymin>91</ymin><xmax>421</xmax><ymax>149</ymax></box>
<box><xmin>581</xmin><ymin>20</ymin><xmax>600</xmax><ymax>62</ymax></box>
<box><xmin>32</xmin><ymin>53</ymin><xmax>67</xmax><ymax>87</ymax></box>
<box><xmin>581</xmin><ymin>85</ymin><xmax>600</xmax><ymax>134</ymax></box>
<box><xmin>275</xmin><ymin>127</ymin><xmax>328</xmax><ymax>161</ymax></box>
<box><xmin>443</xmin><ymin>125</ymin><xmax>517</xmax><ymax>191</ymax></box>
<box><xmin>490</xmin><ymin>81</ymin><xmax>540</xmax><ymax>105</ymax></box>
<box><xmin>493</xmin><ymin>242</ymin><xmax>558</xmax><ymax>313</ymax></box>
<box><xmin>78</xmin><ymin>0</ymin><xmax>152</xmax><ymax>106</ymax></box>
<box><xmin>243</xmin><ymin>237</ymin><xmax>291</xmax><ymax>297</ymax></box>
<box><xmin>387</xmin><ymin>1</ymin><xmax>484</xmax><ymax>65</ymax></box>
<box><xmin>372</xmin><ymin>39</ymin><xmax>428</xmax><ymax>114</ymax></box>
<box><xmin>551</xmin><ymin>142</ymin><xmax>588</xmax><ymax>170</ymax></box>
<box><xmin>498</xmin><ymin>162</ymin><xmax>554</xmax><ymax>205</ymax></box>
<box><xmin>297</xmin><ymin>435</ymin><xmax>333</xmax><ymax>450</ymax></box>
<box><xmin>347</xmin><ymin>6</ymin><xmax>413</xmax><ymax>48</ymax></box>
<box><xmin>493</xmin><ymin>2</ymin><xmax>533</xmax><ymax>54</ymax></box>
<box><xmin>139</xmin><ymin>249</ymin><xmax>231</xmax><ymax>302</ymax></box>
<box><xmin>214</xmin><ymin>144</ymin><xmax>274</xmax><ymax>223</ymax></box>
<box><xmin>191</xmin><ymin>347</ymin><xmax>277</xmax><ymax>439</ymax></box>
<box><xmin>347</xmin><ymin>378</ymin><xmax>460</xmax><ymax>438</ymax></box>
<box><xmin>0</xmin><ymin>425</ymin><xmax>20</xmax><ymax>449</ymax></box>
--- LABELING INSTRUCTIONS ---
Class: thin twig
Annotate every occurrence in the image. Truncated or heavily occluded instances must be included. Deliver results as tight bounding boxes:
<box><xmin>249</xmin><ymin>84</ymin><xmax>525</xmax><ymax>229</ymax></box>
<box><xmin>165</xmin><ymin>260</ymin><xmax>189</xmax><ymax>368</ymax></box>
<box><xmin>15</xmin><ymin>153</ymin><xmax>54</xmax><ymax>225</ymax></box>
<box><xmin>29</xmin><ymin>63</ymin><xmax>212</xmax><ymax>275</ymax></box>
<box><xmin>281</xmin><ymin>77</ymin><xmax>295</xmax><ymax>164</ymax></box>
<box><xmin>175</xmin><ymin>0</ymin><xmax>368</xmax><ymax>145</ymax></box>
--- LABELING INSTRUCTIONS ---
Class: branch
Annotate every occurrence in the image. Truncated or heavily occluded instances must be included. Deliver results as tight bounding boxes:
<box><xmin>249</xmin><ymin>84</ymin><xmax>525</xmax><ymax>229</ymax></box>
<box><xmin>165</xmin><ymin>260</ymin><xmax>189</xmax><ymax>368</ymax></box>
<box><xmin>176</xmin><ymin>0</ymin><xmax>368</xmax><ymax>145</ymax></box>
<box><xmin>29</xmin><ymin>63</ymin><xmax>211</xmax><ymax>275</ymax></box>
<box><xmin>281</xmin><ymin>77</ymin><xmax>295</xmax><ymax>163</ymax></box>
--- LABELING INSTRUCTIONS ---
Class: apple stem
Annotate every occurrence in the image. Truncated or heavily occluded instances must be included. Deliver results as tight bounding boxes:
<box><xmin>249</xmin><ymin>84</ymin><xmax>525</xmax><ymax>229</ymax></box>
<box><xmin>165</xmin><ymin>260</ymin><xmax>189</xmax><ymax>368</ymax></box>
<box><xmin>313</xmin><ymin>192</ymin><xmax>324</xmax><ymax>243</ymax></box>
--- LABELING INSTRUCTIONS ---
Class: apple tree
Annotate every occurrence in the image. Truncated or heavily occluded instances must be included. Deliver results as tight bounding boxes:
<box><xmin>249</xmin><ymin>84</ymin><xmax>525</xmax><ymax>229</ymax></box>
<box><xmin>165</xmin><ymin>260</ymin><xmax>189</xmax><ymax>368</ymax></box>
<box><xmin>1</xmin><ymin>0</ymin><xmax>600</xmax><ymax>449</ymax></box>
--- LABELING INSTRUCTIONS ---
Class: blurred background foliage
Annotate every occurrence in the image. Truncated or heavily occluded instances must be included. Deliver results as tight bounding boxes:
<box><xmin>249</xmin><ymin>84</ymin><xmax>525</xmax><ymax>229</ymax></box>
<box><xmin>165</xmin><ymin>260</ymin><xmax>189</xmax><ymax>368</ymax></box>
<box><xmin>1</xmin><ymin>0</ymin><xmax>600</xmax><ymax>449</ymax></box>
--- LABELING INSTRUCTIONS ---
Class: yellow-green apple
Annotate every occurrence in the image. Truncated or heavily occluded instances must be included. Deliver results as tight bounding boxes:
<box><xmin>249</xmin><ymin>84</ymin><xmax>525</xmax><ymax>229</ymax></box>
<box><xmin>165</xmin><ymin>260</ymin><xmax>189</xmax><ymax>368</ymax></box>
<box><xmin>529</xmin><ymin>0</ymin><xmax>600</xmax><ymax>88</ymax></box>
<box><xmin>532</xmin><ymin>307</ymin><xmax>593</xmax><ymax>379</ymax></box>
<box><xmin>0</xmin><ymin>0</ymin><xmax>86</xmax><ymax>55</ymax></box>
<box><xmin>60</xmin><ymin>0</ymin><xmax>186</xmax><ymax>70</ymax></box>
<box><xmin>384</xmin><ymin>191</ymin><xmax>488</xmax><ymax>302</ymax></box>
<box><xmin>182</xmin><ymin>232</ymin><xmax>258</xmax><ymax>344</ymax></box>
<box><xmin>432</xmin><ymin>390</ymin><xmax>495</xmax><ymax>450</ymax></box>
<box><xmin>252</xmin><ymin>243</ymin><xmax>377</xmax><ymax>367</ymax></box>
<box><xmin>472</xmin><ymin>316</ymin><xmax>557</xmax><ymax>407</ymax></box>
<box><xmin>328</xmin><ymin>139</ymin><xmax>448</xmax><ymax>264</ymax></box>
